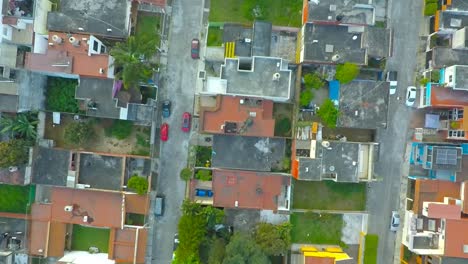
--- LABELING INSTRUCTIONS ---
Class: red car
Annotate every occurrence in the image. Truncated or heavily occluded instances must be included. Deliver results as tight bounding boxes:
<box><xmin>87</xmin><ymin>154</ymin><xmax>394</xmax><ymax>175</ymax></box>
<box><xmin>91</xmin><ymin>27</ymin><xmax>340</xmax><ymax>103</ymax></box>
<box><xmin>160</xmin><ymin>123</ymin><xmax>169</xmax><ymax>141</ymax></box>
<box><xmin>191</xmin><ymin>39</ymin><xmax>200</xmax><ymax>59</ymax></box>
<box><xmin>181</xmin><ymin>112</ymin><xmax>191</xmax><ymax>132</ymax></box>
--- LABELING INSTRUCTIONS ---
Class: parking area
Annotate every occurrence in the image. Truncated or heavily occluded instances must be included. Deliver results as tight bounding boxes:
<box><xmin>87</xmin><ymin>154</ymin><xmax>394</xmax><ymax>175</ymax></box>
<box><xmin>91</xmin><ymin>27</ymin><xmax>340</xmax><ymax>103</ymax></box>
<box><xmin>78</xmin><ymin>153</ymin><xmax>124</xmax><ymax>190</ymax></box>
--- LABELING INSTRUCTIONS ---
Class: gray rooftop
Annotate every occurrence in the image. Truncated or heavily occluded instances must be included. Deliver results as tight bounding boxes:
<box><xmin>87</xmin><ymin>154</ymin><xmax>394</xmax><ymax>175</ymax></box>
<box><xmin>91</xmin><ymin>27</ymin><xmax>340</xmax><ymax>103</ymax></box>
<box><xmin>338</xmin><ymin>80</ymin><xmax>389</xmax><ymax>129</ymax></box>
<box><xmin>32</xmin><ymin>147</ymin><xmax>70</xmax><ymax>186</ymax></box>
<box><xmin>447</xmin><ymin>0</ymin><xmax>468</xmax><ymax>10</ymax></box>
<box><xmin>302</xmin><ymin>23</ymin><xmax>367</xmax><ymax>64</ymax></box>
<box><xmin>252</xmin><ymin>21</ymin><xmax>272</xmax><ymax>56</ymax></box>
<box><xmin>0</xmin><ymin>94</ymin><xmax>18</xmax><ymax>112</ymax></box>
<box><xmin>440</xmin><ymin>11</ymin><xmax>468</xmax><ymax>31</ymax></box>
<box><xmin>76</xmin><ymin>78</ymin><xmax>121</xmax><ymax>119</ymax></box>
<box><xmin>78</xmin><ymin>153</ymin><xmax>123</xmax><ymax>191</ymax></box>
<box><xmin>432</xmin><ymin>47</ymin><xmax>468</xmax><ymax>69</ymax></box>
<box><xmin>431</xmin><ymin>146</ymin><xmax>462</xmax><ymax>171</ymax></box>
<box><xmin>298</xmin><ymin>157</ymin><xmax>322</xmax><ymax>180</ymax></box>
<box><xmin>47</xmin><ymin>0</ymin><xmax>130</xmax><ymax>38</ymax></box>
<box><xmin>454</xmin><ymin>65</ymin><xmax>468</xmax><ymax>89</ymax></box>
<box><xmin>212</xmin><ymin>135</ymin><xmax>286</xmax><ymax>171</ymax></box>
<box><xmin>221</xmin><ymin>57</ymin><xmax>292</xmax><ymax>100</ymax></box>
<box><xmin>364</xmin><ymin>27</ymin><xmax>390</xmax><ymax>58</ymax></box>
<box><xmin>307</xmin><ymin>0</ymin><xmax>375</xmax><ymax>25</ymax></box>
<box><xmin>222</xmin><ymin>23</ymin><xmax>252</xmax><ymax>57</ymax></box>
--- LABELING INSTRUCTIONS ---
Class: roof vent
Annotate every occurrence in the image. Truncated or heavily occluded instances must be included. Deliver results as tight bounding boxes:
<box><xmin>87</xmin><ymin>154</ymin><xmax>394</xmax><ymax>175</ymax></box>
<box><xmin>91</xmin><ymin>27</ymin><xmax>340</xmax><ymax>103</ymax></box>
<box><xmin>329</xmin><ymin>5</ymin><xmax>337</xmax><ymax>11</ymax></box>
<box><xmin>83</xmin><ymin>216</ymin><xmax>88</xmax><ymax>223</ymax></box>
<box><xmin>52</xmin><ymin>35</ymin><xmax>62</xmax><ymax>44</ymax></box>
<box><xmin>107</xmin><ymin>28</ymin><xmax>112</xmax><ymax>32</ymax></box>
<box><xmin>312</xmin><ymin>40</ymin><xmax>318</xmax><ymax>43</ymax></box>
<box><xmin>99</xmin><ymin>68</ymin><xmax>105</xmax><ymax>74</ymax></box>
<box><xmin>240</xmin><ymin>99</ymin><xmax>244</xmax><ymax>104</ymax></box>
<box><xmin>352</xmin><ymin>35</ymin><xmax>358</xmax><ymax>40</ymax></box>
<box><xmin>8</xmin><ymin>166</ymin><xmax>18</xmax><ymax>172</ymax></box>
<box><xmin>78</xmin><ymin>27</ymin><xmax>84</xmax><ymax>31</ymax></box>
<box><xmin>64</xmin><ymin>205</ymin><xmax>73</xmax><ymax>212</ymax></box>
<box><xmin>325</xmin><ymin>44</ymin><xmax>334</xmax><ymax>53</ymax></box>
<box><xmin>329</xmin><ymin>165</ymin><xmax>335</xmax><ymax>172</ymax></box>
<box><xmin>321</xmin><ymin>141</ymin><xmax>330</xmax><ymax>148</ymax></box>
<box><xmin>331</xmin><ymin>54</ymin><xmax>341</xmax><ymax>62</ymax></box>
<box><xmin>273</xmin><ymin>72</ymin><xmax>281</xmax><ymax>81</ymax></box>
<box><xmin>235</xmin><ymin>201</ymin><xmax>239</xmax><ymax>207</ymax></box>
<box><xmin>328</xmin><ymin>15</ymin><xmax>333</xmax><ymax>20</ymax></box>
<box><xmin>69</xmin><ymin>37</ymin><xmax>80</xmax><ymax>47</ymax></box>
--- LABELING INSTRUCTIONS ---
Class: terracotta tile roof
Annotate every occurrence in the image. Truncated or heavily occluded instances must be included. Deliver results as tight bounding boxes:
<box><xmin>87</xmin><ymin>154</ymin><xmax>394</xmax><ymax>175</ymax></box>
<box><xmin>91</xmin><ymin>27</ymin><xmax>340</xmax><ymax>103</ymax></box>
<box><xmin>413</xmin><ymin>179</ymin><xmax>461</xmax><ymax>214</ymax></box>
<box><xmin>212</xmin><ymin>169</ymin><xmax>290</xmax><ymax>210</ymax></box>
<box><xmin>305</xmin><ymin>256</ymin><xmax>335</xmax><ymax>264</ymax></box>
<box><xmin>444</xmin><ymin>218</ymin><xmax>468</xmax><ymax>258</ymax></box>
<box><xmin>29</xmin><ymin>220</ymin><xmax>49</xmax><ymax>257</ymax></box>
<box><xmin>47</xmin><ymin>222</ymin><xmax>66</xmax><ymax>257</ymax></box>
<box><xmin>110</xmin><ymin>228</ymin><xmax>147</xmax><ymax>263</ymax></box>
<box><xmin>427</xmin><ymin>203</ymin><xmax>461</xmax><ymax>220</ymax></box>
<box><xmin>430</xmin><ymin>85</ymin><xmax>468</xmax><ymax>108</ymax></box>
<box><xmin>200</xmin><ymin>95</ymin><xmax>276</xmax><ymax>137</ymax></box>
<box><xmin>125</xmin><ymin>193</ymin><xmax>150</xmax><ymax>215</ymax></box>
<box><xmin>25</xmin><ymin>32</ymin><xmax>111</xmax><ymax>78</ymax></box>
<box><xmin>463</xmin><ymin>181</ymin><xmax>468</xmax><ymax>214</ymax></box>
<box><xmin>50</xmin><ymin>187</ymin><xmax>123</xmax><ymax>228</ymax></box>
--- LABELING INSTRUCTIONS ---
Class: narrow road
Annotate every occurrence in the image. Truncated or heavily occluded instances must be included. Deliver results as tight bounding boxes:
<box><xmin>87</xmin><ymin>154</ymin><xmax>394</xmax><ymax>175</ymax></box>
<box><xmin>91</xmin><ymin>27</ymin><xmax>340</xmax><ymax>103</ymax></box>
<box><xmin>152</xmin><ymin>0</ymin><xmax>205</xmax><ymax>263</ymax></box>
<box><xmin>366</xmin><ymin>0</ymin><xmax>423</xmax><ymax>263</ymax></box>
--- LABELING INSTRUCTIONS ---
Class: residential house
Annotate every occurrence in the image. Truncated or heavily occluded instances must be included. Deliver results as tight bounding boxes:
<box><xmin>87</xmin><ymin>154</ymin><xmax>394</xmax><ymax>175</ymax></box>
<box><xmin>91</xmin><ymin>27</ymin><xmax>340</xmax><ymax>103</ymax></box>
<box><xmin>301</xmin><ymin>0</ymin><xmax>376</xmax><ymax>26</ymax></box>
<box><xmin>402</xmin><ymin>179</ymin><xmax>468</xmax><ymax>261</ymax></box>
<box><xmin>292</xmin><ymin>140</ymin><xmax>377</xmax><ymax>183</ymax></box>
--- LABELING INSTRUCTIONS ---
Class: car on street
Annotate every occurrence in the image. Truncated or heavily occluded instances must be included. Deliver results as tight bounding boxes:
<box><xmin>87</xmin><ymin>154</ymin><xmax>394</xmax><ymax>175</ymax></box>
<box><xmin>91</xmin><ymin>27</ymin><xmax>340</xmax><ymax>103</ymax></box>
<box><xmin>181</xmin><ymin>112</ymin><xmax>191</xmax><ymax>132</ymax></box>
<box><xmin>387</xmin><ymin>71</ymin><xmax>398</xmax><ymax>95</ymax></box>
<box><xmin>191</xmin><ymin>39</ymin><xmax>200</xmax><ymax>59</ymax></box>
<box><xmin>162</xmin><ymin>100</ymin><xmax>171</xmax><ymax>118</ymax></box>
<box><xmin>160</xmin><ymin>123</ymin><xmax>169</xmax><ymax>141</ymax></box>
<box><xmin>406</xmin><ymin>86</ymin><xmax>417</xmax><ymax>106</ymax></box>
<box><xmin>172</xmin><ymin>233</ymin><xmax>179</xmax><ymax>260</ymax></box>
<box><xmin>390</xmin><ymin>211</ymin><xmax>400</xmax><ymax>231</ymax></box>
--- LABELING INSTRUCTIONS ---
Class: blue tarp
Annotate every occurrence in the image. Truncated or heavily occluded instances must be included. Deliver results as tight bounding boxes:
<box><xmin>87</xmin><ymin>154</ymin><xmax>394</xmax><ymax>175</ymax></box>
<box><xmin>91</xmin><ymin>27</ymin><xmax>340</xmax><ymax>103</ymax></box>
<box><xmin>329</xmin><ymin>81</ymin><xmax>340</xmax><ymax>106</ymax></box>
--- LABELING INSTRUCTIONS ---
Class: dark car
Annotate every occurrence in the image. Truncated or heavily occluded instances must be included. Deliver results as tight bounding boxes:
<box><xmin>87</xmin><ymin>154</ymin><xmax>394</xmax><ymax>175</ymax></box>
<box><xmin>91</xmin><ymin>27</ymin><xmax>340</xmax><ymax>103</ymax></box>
<box><xmin>160</xmin><ymin>123</ymin><xmax>169</xmax><ymax>141</ymax></box>
<box><xmin>162</xmin><ymin>100</ymin><xmax>171</xmax><ymax>118</ymax></box>
<box><xmin>191</xmin><ymin>39</ymin><xmax>200</xmax><ymax>59</ymax></box>
<box><xmin>181</xmin><ymin>112</ymin><xmax>191</xmax><ymax>132</ymax></box>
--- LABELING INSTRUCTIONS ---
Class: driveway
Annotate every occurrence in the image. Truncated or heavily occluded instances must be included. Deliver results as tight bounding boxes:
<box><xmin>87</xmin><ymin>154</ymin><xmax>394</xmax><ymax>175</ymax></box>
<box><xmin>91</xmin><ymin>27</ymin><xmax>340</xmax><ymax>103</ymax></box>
<box><xmin>366</xmin><ymin>0</ymin><xmax>423</xmax><ymax>263</ymax></box>
<box><xmin>151</xmin><ymin>0</ymin><xmax>205</xmax><ymax>263</ymax></box>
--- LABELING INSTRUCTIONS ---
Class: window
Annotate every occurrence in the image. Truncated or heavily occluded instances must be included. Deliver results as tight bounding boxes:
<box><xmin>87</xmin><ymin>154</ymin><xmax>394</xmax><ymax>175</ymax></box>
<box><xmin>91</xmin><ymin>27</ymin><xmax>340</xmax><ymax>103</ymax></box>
<box><xmin>92</xmin><ymin>41</ymin><xmax>99</xmax><ymax>52</ymax></box>
<box><xmin>449</xmin><ymin>75</ymin><xmax>453</xmax><ymax>82</ymax></box>
<box><xmin>448</xmin><ymin>130</ymin><xmax>465</xmax><ymax>138</ymax></box>
<box><xmin>448</xmin><ymin>108</ymin><xmax>464</xmax><ymax>120</ymax></box>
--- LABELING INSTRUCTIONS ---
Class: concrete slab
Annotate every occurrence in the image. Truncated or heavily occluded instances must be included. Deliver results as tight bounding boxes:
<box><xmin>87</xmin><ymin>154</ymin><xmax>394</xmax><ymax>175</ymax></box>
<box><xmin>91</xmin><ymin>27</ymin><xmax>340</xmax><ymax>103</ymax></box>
<box><xmin>342</xmin><ymin>213</ymin><xmax>364</xmax><ymax>245</ymax></box>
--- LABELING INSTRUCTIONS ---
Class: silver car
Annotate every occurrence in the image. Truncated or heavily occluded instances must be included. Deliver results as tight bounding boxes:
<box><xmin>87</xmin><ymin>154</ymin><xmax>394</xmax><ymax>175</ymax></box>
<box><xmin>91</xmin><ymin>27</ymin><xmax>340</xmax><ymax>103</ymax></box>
<box><xmin>390</xmin><ymin>211</ymin><xmax>400</xmax><ymax>231</ymax></box>
<box><xmin>406</xmin><ymin>86</ymin><xmax>417</xmax><ymax>106</ymax></box>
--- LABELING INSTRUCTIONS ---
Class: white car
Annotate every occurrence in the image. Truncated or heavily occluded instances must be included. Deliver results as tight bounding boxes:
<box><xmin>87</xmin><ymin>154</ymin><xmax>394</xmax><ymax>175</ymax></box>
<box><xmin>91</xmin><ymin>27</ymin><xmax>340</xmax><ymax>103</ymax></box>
<box><xmin>406</xmin><ymin>86</ymin><xmax>417</xmax><ymax>106</ymax></box>
<box><xmin>390</xmin><ymin>211</ymin><xmax>400</xmax><ymax>232</ymax></box>
<box><xmin>387</xmin><ymin>71</ymin><xmax>398</xmax><ymax>95</ymax></box>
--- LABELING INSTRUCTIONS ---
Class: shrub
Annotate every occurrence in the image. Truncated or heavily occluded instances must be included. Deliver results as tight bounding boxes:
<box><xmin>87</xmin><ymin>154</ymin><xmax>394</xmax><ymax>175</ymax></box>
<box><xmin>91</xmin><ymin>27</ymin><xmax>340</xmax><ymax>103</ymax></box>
<box><xmin>110</xmin><ymin>120</ymin><xmax>133</xmax><ymax>140</ymax></box>
<box><xmin>299</xmin><ymin>89</ymin><xmax>314</xmax><ymax>107</ymax></box>
<box><xmin>424</xmin><ymin>3</ymin><xmax>437</xmax><ymax>16</ymax></box>
<box><xmin>317</xmin><ymin>99</ymin><xmax>340</xmax><ymax>128</ymax></box>
<box><xmin>335</xmin><ymin>62</ymin><xmax>360</xmax><ymax>84</ymax></box>
<box><xmin>304</xmin><ymin>73</ymin><xmax>325</xmax><ymax>90</ymax></box>
<box><xmin>64</xmin><ymin>121</ymin><xmax>94</xmax><ymax>146</ymax></box>
<box><xmin>127</xmin><ymin>175</ymin><xmax>149</xmax><ymax>195</ymax></box>
<box><xmin>180</xmin><ymin>168</ymin><xmax>192</xmax><ymax>181</ymax></box>
<box><xmin>419</xmin><ymin>77</ymin><xmax>429</xmax><ymax>86</ymax></box>
<box><xmin>46</xmin><ymin>77</ymin><xmax>80</xmax><ymax>113</ymax></box>
<box><xmin>0</xmin><ymin>140</ymin><xmax>28</xmax><ymax>168</ymax></box>
<box><xmin>195</xmin><ymin>170</ymin><xmax>212</xmax><ymax>181</ymax></box>
<box><xmin>274</xmin><ymin>117</ymin><xmax>291</xmax><ymax>137</ymax></box>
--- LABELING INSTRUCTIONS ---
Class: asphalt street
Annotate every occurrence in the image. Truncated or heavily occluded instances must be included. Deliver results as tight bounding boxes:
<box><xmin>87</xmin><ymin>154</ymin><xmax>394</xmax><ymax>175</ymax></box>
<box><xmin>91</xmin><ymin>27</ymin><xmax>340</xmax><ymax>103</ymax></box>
<box><xmin>366</xmin><ymin>0</ymin><xmax>423</xmax><ymax>263</ymax></box>
<box><xmin>152</xmin><ymin>0</ymin><xmax>205</xmax><ymax>263</ymax></box>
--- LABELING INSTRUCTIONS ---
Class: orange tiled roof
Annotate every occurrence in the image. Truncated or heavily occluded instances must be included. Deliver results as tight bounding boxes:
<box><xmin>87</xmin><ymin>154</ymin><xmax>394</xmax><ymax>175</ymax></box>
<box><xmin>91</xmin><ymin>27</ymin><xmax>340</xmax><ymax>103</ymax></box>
<box><xmin>413</xmin><ymin>179</ymin><xmax>461</xmax><ymax>214</ymax></box>
<box><xmin>444</xmin><ymin>218</ymin><xmax>468</xmax><ymax>258</ymax></box>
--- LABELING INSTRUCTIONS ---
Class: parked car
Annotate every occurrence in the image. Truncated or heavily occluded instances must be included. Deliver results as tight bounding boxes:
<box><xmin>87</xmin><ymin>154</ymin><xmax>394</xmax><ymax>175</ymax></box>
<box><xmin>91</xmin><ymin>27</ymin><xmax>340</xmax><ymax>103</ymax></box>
<box><xmin>160</xmin><ymin>123</ymin><xmax>169</xmax><ymax>141</ymax></box>
<box><xmin>387</xmin><ymin>71</ymin><xmax>398</xmax><ymax>95</ymax></box>
<box><xmin>191</xmin><ymin>39</ymin><xmax>200</xmax><ymax>59</ymax></box>
<box><xmin>406</xmin><ymin>86</ymin><xmax>417</xmax><ymax>106</ymax></box>
<box><xmin>181</xmin><ymin>112</ymin><xmax>191</xmax><ymax>132</ymax></box>
<box><xmin>172</xmin><ymin>233</ymin><xmax>179</xmax><ymax>260</ymax></box>
<box><xmin>390</xmin><ymin>211</ymin><xmax>400</xmax><ymax>231</ymax></box>
<box><xmin>154</xmin><ymin>196</ymin><xmax>164</xmax><ymax>216</ymax></box>
<box><xmin>162</xmin><ymin>100</ymin><xmax>171</xmax><ymax>118</ymax></box>
<box><xmin>195</xmin><ymin>189</ymin><xmax>213</xmax><ymax>197</ymax></box>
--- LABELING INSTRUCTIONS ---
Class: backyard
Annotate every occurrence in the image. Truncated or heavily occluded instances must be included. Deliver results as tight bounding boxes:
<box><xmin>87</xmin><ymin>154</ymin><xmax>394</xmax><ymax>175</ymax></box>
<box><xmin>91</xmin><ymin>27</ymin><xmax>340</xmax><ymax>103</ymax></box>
<box><xmin>135</xmin><ymin>13</ymin><xmax>161</xmax><ymax>46</ymax></box>
<box><xmin>207</xmin><ymin>26</ymin><xmax>223</xmax><ymax>46</ymax></box>
<box><xmin>44</xmin><ymin>114</ymin><xmax>151</xmax><ymax>156</ymax></box>
<box><xmin>71</xmin><ymin>225</ymin><xmax>110</xmax><ymax>253</ymax></box>
<box><xmin>209</xmin><ymin>0</ymin><xmax>302</xmax><ymax>27</ymax></box>
<box><xmin>290</xmin><ymin>212</ymin><xmax>344</xmax><ymax>245</ymax></box>
<box><xmin>195</xmin><ymin>146</ymin><xmax>212</xmax><ymax>167</ymax></box>
<box><xmin>0</xmin><ymin>184</ymin><xmax>33</xmax><ymax>213</ymax></box>
<box><xmin>292</xmin><ymin>180</ymin><xmax>367</xmax><ymax>211</ymax></box>
<box><xmin>273</xmin><ymin>103</ymin><xmax>293</xmax><ymax>138</ymax></box>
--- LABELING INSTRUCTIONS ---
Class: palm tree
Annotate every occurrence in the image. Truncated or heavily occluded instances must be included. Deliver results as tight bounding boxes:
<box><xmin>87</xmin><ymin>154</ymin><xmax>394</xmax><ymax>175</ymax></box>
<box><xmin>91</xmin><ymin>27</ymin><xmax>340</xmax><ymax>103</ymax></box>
<box><xmin>0</xmin><ymin>112</ymin><xmax>38</xmax><ymax>141</ymax></box>
<box><xmin>110</xmin><ymin>36</ymin><xmax>157</xmax><ymax>89</ymax></box>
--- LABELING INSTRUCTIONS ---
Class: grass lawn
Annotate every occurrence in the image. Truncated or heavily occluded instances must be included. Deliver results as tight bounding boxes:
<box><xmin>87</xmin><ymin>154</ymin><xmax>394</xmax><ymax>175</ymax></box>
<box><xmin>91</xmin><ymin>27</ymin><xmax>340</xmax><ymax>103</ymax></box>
<box><xmin>290</xmin><ymin>212</ymin><xmax>344</xmax><ymax>245</ymax></box>
<box><xmin>136</xmin><ymin>13</ymin><xmax>161</xmax><ymax>45</ymax></box>
<box><xmin>0</xmin><ymin>184</ymin><xmax>31</xmax><ymax>213</ymax></box>
<box><xmin>292</xmin><ymin>180</ymin><xmax>367</xmax><ymax>211</ymax></box>
<box><xmin>364</xmin><ymin>234</ymin><xmax>378</xmax><ymax>264</ymax></box>
<box><xmin>71</xmin><ymin>225</ymin><xmax>110</xmax><ymax>253</ymax></box>
<box><xmin>209</xmin><ymin>0</ymin><xmax>302</xmax><ymax>27</ymax></box>
<box><xmin>207</xmin><ymin>27</ymin><xmax>223</xmax><ymax>46</ymax></box>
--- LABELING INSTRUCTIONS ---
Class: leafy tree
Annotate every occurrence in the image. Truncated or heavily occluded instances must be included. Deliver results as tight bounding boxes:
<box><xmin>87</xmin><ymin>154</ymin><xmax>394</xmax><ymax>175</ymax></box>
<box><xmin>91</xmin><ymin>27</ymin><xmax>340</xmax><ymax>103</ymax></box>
<box><xmin>223</xmin><ymin>232</ymin><xmax>270</xmax><ymax>264</ymax></box>
<box><xmin>127</xmin><ymin>175</ymin><xmax>149</xmax><ymax>195</ymax></box>
<box><xmin>46</xmin><ymin>77</ymin><xmax>80</xmax><ymax>113</ymax></box>
<box><xmin>208</xmin><ymin>236</ymin><xmax>226</xmax><ymax>264</ymax></box>
<box><xmin>254</xmin><ymin>222</ymin><xmax>291</xmax><ymax>256</ymax></box>
<box><xmin>64</xmin><ymin>121</ymin><xmax>94</xmax><ymax>146</ymax></box>
<box><xmin>196</xmin><ymin>169</ymin><xmax>212</xmax><ymax>181</ymax></box>
<box><xmin>274</xmin><ymin>117</ymin><xmax>291</xmax><ymax>137</ymax></box>
<box><xmin>299</xmin><ymin>89</ymin><xmax>314</xmax><ymax>107</ymax></box>
<box><xmin>335</xmin><ymin>62</ymin><xmax>359</xmax><ymax>84</ymax></box>
<box><xmin>180</xmin><ymin>167</ymin><xmax>192</xmax><ymax>181</ymax></box>
<box><xmin>110</xmin><ymin>36</ymin><xmax>156</xmax><ymax>89</ymax></box>
<box><xmin>424</xmin><ymin>3</ymin><xmax>437</xmax><ymax>16</ymax></box>
<box><xmin>0</xmin><ymin>139</ymin><xmax>28</xmax><ymax>168</ymax></box>
<box><xmin>110</xmin><ymin>120</ymin><xmax>133</xmax><ymax>140</ymax></box>
<box><xmin>317</xmin><ymin>99</ymin><xmax>340</xmax><ymax>128</ymax></box>
<box><xmin>419</xmin><ymin>77</ymin><xmax>429</xmax><ymax>86</ymax></box>
<box><xmin>304</xmin><ymin>73</ymin><xmax>325</xmax><ymax>90</ymax></box>
<box><xmin>0</xmin><ymin>112</ymin><xmax>38</xmax><ymax>141</ymax></box>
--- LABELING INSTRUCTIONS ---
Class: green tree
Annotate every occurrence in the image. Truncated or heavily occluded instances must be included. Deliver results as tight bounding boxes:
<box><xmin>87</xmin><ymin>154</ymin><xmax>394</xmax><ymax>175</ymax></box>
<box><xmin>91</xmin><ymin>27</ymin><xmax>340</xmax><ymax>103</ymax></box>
<box><xmin>223</xmin><ymin>232</ymin><xmax>270</xmax><ymax>264</ymax></box>
<box><xmin>254</xmin><ymin>222</ymin><xmax>291</xmax><ymax>256</ymax></box>
<box><xmin>180</xmin><ymin>167</ymin><xmax>192</xmax><ymax>181</ymax></box>
<box><xmin>110</xmin><ymin>120</ymin><xmax>133</xmax><ymax>140</ymax></box>
<box><xmin>127</xmin><ymin>175</ymin><xmax>149</xmax><ymax>195</ymax></box>
<box><xmin>317</xmin><ymin>99</ymin><xmax>340</xmax><ymax>128</ymax></box>
<box><xmin>424</xmin><ymin>3</ymin><xmax>437</xmax><ymax>16</ymax></box>
<box><xmin>0</xmin><ymin>112</ymin><xmax>38</xmax><ymax>141</ymax></box>
<box><xmin>196</xmin><ymin>169</ymin><xmax>212</xmax><ymax>181</ymax></box>
<box><xmin>0</xmin><ymin>139</ymin><xmax>28</xmax><ymax>168</ymax></box>
<box><xmin>304</xmin><ymin>73</ymin><xmax>325</xmax><ymax>90</ymax></box>
<box><xmin>46</xmin><ymin>77</ymin><xmax>80</xmax><ymax>113</ymax></box>
<box><xmin>208</xmin><ymin>236</ymin><xmax>226</xmax><ymax>264</ymax></box>
<box><xmin>64</xmin><ymin>121</ymin><xmax>94</xmax><ymax>146</ymax></box>
<box><xmin>299</xmin><ymin>89</ymin><xmax>314</xmax><ymax>107</ymax></box>
<box><xmin>110</xmin><ymin>36</ymin><xmax>156</xmax><ymax>89</ymax></box>
<box><xmin>335</xmin><ymin>62</ymin><xmax>360</xmax><ymax>84</ymax></box>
